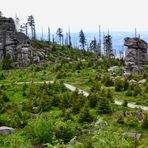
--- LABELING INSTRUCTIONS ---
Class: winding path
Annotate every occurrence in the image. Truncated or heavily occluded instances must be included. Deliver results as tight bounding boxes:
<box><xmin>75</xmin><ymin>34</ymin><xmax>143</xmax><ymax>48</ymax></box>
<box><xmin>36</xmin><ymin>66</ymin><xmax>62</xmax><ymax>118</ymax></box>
<box><xmin>63</xmin><ymin>83</ymin><xmax>148</xmax><ymax>111</ymax></box>
<box><xmin>2</xmin><ymin>80</ymin><xmax>148</xmax><ymax>111</ymax></box>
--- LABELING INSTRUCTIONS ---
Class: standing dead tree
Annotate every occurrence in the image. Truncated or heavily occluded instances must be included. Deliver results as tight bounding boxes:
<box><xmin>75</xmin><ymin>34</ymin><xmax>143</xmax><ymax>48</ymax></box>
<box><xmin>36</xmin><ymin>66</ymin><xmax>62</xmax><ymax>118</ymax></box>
<box><xmin>48</xmin><ymin>27</ymin><xmax>51</xmax><ymax>43</ymax></box>
<box><xmin>103</xmin><ymin>32</ymin><xmax>113</xmax><ymax>58</ymax></box>
<box><xmin>56</xmin><ymin>28</ymin><xmax>63</xmax><ymax>45</ymax></box>
<box><xmin>28</xmin><ymin>15</ymin><xmax>36</xmax><ymax>40</ymax></box>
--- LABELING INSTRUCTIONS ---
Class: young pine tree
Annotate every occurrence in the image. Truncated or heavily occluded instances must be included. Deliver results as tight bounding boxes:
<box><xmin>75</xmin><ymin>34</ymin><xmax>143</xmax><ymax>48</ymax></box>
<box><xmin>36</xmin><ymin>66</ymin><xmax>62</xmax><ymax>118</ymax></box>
<box><xmin>79</xmin><ymin>29</ymin><xmax>86</xmax><ymax>49</ymax></box>
<box><xmin>97</xmin><ymin>97</ymin><xmax>112</xmax><ymax>114</ymax></box>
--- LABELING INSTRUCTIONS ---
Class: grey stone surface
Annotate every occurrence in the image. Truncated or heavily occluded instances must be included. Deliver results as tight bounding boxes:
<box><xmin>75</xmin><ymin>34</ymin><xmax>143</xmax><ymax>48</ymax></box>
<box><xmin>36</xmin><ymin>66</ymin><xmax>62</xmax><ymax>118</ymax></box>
<box><xmin>0</xmin><ymin>126</ymin><xmax>15</xmax><ymax>135</ymax></box>
<box><xmin>108</xmin><ymin>66</ymin><xmax>120</xmax><ymax>72</ymax></box>
<box><xmin>0</xmin><ymin>16</ymin><xmax>50</xmax><ymax>67</ymax></box>
<box><xmin>124</xmin><ymin>37</ymin><xmax>148</xmax><ymax>72</ymax></box>
<box><xmin>129</xmin><ymin>79</ymin><xmax>137</xmax><ymax>85</ymax></box>
<box><xmin>123</xmin><ymin>72</ymin><xmax>131</xmax><ymax>78</ymax></box>
<box><xmin>138</xmin><ymin>79</ymin><xmax>146</xmax><ymax>84</ymax></box>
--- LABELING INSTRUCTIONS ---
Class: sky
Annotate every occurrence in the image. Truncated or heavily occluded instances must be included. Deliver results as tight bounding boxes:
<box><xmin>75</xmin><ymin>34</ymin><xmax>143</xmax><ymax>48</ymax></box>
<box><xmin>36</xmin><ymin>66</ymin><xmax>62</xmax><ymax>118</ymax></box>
<box><xmin>1</xmin><ymin>0</ymin><xmax>148</xmax><ymax>33</ymax></box>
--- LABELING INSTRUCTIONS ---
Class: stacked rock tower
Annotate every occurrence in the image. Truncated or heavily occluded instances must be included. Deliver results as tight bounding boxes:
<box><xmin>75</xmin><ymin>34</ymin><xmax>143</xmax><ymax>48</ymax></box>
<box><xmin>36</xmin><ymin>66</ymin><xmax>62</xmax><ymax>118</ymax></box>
<box><xmin>124</xmin><ymin>37</ymin><xmax>148</xmax><ymax>72</ymax></box>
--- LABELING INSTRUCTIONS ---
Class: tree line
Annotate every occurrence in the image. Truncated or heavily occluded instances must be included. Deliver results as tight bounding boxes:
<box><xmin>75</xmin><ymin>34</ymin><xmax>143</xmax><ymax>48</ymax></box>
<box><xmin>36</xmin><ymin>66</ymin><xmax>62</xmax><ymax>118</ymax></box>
<box><xmin>14</xmin><ymin>14</ymin><xmax>116</xmax><ymax>59</ymax></box>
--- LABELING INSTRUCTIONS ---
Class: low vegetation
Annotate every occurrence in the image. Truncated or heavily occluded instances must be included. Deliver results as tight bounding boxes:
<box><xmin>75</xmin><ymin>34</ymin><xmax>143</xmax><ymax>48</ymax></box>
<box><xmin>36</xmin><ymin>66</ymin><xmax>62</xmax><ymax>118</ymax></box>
<box><xmin>0</xmin><ymin>41</ymin><xmax>148</xmax><ymax>147</ymax></box>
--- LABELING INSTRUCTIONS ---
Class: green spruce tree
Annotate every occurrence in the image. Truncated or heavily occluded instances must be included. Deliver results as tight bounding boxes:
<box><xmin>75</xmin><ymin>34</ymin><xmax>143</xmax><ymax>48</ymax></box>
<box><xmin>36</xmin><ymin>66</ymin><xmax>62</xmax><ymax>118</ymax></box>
<box><xmin>79</xmin><ymin>29</ymin><xmax>86</xmax><ymax>49</ymax></box>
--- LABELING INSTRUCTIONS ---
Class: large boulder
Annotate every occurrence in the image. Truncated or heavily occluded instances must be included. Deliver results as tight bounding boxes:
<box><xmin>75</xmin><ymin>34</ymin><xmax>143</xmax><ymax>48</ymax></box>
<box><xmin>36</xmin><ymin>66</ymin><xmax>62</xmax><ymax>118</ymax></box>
<box><xmin>108</xmin><ymin>66</ymin><xmax>120</xmax><ymax>72</ymax></box>
<box><xmin>129</xmin><ymin>79</ymin><xmax>137</xmax><ymax>85</ymax></box>
<box><xmin>122</xmin><ymin>72</ymin><xmax>131</xmax><ymax>78</ymax></box>
<box><xmin>138</xmin><ymin>79</ymin><xmax>146</xmax><ymax>84</ymax></box>
<box><xmin>0</xmin><ymin>126</ymin><xmax>15</xmax><ymax>135</ymax></box>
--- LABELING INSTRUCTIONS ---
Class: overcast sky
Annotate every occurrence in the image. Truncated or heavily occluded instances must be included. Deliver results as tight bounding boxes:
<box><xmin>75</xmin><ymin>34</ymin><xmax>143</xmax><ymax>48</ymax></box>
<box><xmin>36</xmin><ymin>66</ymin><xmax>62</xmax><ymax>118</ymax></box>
<box><xmin>1</xmin><ymin>0</ymin><xmax>148</xmax><ymax>33</ymax></box>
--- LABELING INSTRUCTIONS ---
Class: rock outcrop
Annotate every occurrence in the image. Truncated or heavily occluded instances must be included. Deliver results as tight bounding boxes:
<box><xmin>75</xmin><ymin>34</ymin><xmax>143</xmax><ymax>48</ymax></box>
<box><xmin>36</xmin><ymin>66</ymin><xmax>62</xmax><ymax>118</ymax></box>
<box><xmin>124</xmin><ymin>37</ymin><xmax>148</xmax><ymax>72</ymax></box>
<box><xmin>0</xmin><ymin>16</ymin><xmax>50</xmax><ymax>67</ymax></box>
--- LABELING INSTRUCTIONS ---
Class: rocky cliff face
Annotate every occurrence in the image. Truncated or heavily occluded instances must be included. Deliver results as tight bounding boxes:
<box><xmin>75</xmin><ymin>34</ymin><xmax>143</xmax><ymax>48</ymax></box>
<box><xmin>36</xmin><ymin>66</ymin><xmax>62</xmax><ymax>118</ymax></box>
<box><xmin>0</xmin><ymin>16</ymin><xmax>50</xmax><ymax>67</ymax></box>
<box><xmin>124</xmin><ymin>37</ymin><xmax>148</xmax><ymax>72</ymax></box>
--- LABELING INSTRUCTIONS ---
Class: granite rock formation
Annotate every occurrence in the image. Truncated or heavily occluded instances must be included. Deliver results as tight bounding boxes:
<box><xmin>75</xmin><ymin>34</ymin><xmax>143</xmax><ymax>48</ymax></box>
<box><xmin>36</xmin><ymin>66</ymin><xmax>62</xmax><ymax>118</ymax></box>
<box><xmin>124</xmin><ymin>37</ymin><xmax>148</xmax><ymax>72</ymax></box>
<box><xmin>0</xmin><ymin>16</ymin><xmax>50</xmax><ymax>67</ymax></box>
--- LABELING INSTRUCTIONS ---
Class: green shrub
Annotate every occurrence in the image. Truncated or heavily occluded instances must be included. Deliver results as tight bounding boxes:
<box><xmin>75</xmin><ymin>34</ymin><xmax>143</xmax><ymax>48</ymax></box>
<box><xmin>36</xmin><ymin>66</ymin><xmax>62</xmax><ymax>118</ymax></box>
<box><xmin>54</xmin><ymin>120</ymin><xmax>79</xmax><ymax>143</ymax></box>
<box><xmin>92</xmin><ymin>126</ymin><xmax>135</xmax><ymax>147</ymax></box>
<box><xmin>90</xmin><ymin>81</ymin><xmax>101</xmax><ymax>93</ymax></box>
<box><xmin>117</xmin><ymin>115</ymin><xmax>124</xmax><ymax>124</ymax></box>
<box><xmin>75</xmin><ymin>61</ymin><xmax>83</xmax><ymax>70</ymax></box>
<box><xmin>88</xmin><ymin>93</ymin><xmax>100</xmax><ymax>108</ymax></box>
<box><xmin>0</xmin><ymin>91</ymin><xmax>10</xmax><ymax>113</ymax></box>
<box><xmin>133</xmin><ymin>84</ymin><xmax>142</xmax><ymax>97</ymax></box>
<box><xmin>124</xmin><ymin>114</ymin><xmax>139</xmax><ymax>128</ymax></box>
<box><xmin>144</xmin><ymin>83</ymin><xmax>148</xmax><ymax>93</ymax></box>
<box><xmin>87</xmin><ymin>60</ymin><xmax>94</xmax><ymax>67</ymax></box>
<box><xmin>115</xmin><ymin>78</ymin><xmax>124</xmax><ymax>92</ymax></box>
<box><xmin>122</xmin><ymin>100</ymin><xmax>128</xmax><ymax>107</ymax></box>
<box><xmin>2</xmin><ymin>54</ymin><xmax>12</xmax><ymax>70</ymax></box>
<box><xmin>8</xmin><ymin>107</ymin><xmax>30</xmax><ymax>128</ymax></box>
<box><xmin>25</xmin><ymin>116</ymin><xmax>54</xmax><ymax>144</ymax></box>
<box><xmin>0</xmin><ymin>132</ymin><xmax>32</xmax><ymax>148</ymax></box>
<box><xmin>62</xmin><ymin>108</ymin><xmax>73</xmax><ymax>121</ymax></box>
<box><xmin>97</xmin><ymin>97</ymin><xmax>112</xmax><ymax>114</ymax></box>
<box><xmin>124</xmin><ymin>79</ymin><xmax>129</xmax><ymax>91</ymax></box>
<box><xmin>125</xmin><ymin>88</ymin><xmax>133</xmax><ymax>96</ymax></box>
<box><xmin>103</xmin><ymin>75</ymin><xmax>114</xmax><ymax>87</ymax></box>
<box><xmin>38</xmin><ymin>89</ymin><xmax>53</xmax><ymax>111</ymax></box>
<box><xmin>56</xmin><ymin>71</ymin><xmax>66</xmax><ymax>79</ymax></box>
<box><xmin>34</xmin><ymin>65</ymin><xmax>42</xmax><ymax>72</ymax></box>
<box><xmin>0</xmin><ymin>73</ymin><xmax>5</xmax><ymax>80</ymax></box>
<box><xmin>79</xmin><ymin>103</ymin><xmax>93</xmax><ymax>123</ymax></box>
<box><xmin>106</xmin><ymin>89</ymin><xmax>114</xmax><ymax>103</ymax></box>
<box><xmin>142</xmin><ymin>113</ymin><xmax>148</xmax><ymax>129</ymax></box>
